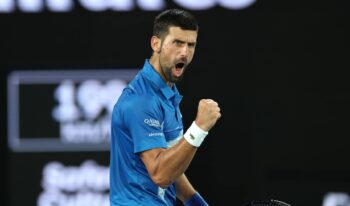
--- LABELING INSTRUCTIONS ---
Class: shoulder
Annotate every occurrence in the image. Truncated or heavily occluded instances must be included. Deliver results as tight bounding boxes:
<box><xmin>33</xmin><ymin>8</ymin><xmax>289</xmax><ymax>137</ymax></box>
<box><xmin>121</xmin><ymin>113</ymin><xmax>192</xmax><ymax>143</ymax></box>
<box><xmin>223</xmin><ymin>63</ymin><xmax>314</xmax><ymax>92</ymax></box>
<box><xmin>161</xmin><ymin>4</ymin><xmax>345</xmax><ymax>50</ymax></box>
<box><xmin>119</xmin><ymin>94</ymin><xmax>164</xmax><ymax>126</ymax></box>
<box><xmin>124</xmin><ymin>94</ymin><xmax>162</xmax><ymax>115</ymax></box>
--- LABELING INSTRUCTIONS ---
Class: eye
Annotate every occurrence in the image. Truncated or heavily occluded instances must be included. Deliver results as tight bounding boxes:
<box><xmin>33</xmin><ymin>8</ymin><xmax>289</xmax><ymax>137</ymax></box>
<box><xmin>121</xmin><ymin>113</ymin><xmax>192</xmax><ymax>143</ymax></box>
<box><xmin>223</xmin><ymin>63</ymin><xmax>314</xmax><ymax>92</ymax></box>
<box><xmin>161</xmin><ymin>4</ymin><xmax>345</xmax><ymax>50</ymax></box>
<box><xmin>174</xmin><ymin>40</ymin><xmax>183</xmax><ymax>46</ymax></box>
<box><xmin>188</xmin><ymin>43</ymin><xmax>196</xmax><ymax>48</ymax></box>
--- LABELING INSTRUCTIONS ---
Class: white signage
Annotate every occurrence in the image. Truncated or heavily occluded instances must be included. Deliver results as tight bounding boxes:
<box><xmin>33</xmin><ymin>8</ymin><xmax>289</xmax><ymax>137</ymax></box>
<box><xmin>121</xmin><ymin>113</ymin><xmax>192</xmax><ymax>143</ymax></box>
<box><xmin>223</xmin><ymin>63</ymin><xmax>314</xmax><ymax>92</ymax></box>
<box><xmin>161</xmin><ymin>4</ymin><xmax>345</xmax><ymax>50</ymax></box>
<box><xmin>38</xmin><ymin>160</ymin><xmax>110</xmax><ymax>206</ymax></box>
<box><xmin>53</xmin><ymin>79</ymin><xmax>127</xmax><ymax>144</ymax></box>
<box><xmin>7</xmin><ymin>69</ymin><xmax>138</xmax><ymax>152</ymax></box>
<box><xmin>0</xmin><ymin>0</ymin><xmax>256</xmax><ymax>13</ymax></box>
<box><xmin>323</xmin><ymin>192</ymin><xmax>350</xmax><ymax>206</ymax></box>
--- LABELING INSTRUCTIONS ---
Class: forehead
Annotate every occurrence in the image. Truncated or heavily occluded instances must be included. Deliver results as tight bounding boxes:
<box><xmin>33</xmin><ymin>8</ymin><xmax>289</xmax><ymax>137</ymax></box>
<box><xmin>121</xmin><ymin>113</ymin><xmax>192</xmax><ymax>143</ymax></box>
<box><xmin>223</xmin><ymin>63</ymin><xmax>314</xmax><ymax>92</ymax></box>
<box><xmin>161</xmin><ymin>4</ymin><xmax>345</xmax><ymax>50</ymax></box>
<box><xmin>165</xmin><ymin>26</ymin><xmax>197</xmax><ymax>42</ymax></box>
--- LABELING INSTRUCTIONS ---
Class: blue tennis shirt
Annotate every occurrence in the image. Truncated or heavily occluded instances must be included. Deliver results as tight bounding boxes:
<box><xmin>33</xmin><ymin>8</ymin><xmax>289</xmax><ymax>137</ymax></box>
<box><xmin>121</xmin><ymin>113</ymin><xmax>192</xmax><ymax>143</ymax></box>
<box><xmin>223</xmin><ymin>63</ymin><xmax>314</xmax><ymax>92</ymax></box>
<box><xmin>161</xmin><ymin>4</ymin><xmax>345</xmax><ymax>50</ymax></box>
<box><xmin>110</xmin><ymin>59</ymin><xmax>184</xmax><ymax>206</ymax></box>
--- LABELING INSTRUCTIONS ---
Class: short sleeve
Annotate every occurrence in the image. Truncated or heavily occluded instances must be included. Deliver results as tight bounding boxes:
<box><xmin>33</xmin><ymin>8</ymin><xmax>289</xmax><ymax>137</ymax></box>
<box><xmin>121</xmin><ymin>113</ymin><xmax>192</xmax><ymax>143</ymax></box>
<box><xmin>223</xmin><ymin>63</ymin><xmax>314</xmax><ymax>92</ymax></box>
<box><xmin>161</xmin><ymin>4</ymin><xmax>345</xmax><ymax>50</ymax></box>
<box><xmin>123</xmin><ymin>95</ymin><xmax>167</xmax><ymax>153</ymax></box>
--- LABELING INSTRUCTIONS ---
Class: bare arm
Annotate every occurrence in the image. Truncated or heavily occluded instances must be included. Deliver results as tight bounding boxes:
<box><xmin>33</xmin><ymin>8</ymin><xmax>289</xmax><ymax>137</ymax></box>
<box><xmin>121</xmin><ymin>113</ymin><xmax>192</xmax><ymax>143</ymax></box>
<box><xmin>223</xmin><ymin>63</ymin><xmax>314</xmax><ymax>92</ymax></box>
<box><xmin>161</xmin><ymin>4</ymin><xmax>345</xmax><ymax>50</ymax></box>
<box><xmin>140</xmin><ymin>138</ymin><xmax>197</xmax><ymax>188</ymax></box>
<box><xmin>175</xmin><ymin>174</ymin><xmax>196</xmax><ymax>203</ymax></box>
<box><xmin>140</xmin><ymin>99</ymin><xmax>221</xmax><ymax>188</ymax></box>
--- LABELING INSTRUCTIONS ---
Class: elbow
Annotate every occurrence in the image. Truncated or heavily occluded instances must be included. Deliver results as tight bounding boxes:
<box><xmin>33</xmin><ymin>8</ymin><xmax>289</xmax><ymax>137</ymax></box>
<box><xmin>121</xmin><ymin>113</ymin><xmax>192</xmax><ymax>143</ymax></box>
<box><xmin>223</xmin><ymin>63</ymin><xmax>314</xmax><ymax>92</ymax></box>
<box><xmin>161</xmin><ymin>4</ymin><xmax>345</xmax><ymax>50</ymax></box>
<box><xmin>151</xmin><ymin>174</ymin><xmax>172</xmax><ymax>189</ymax></box>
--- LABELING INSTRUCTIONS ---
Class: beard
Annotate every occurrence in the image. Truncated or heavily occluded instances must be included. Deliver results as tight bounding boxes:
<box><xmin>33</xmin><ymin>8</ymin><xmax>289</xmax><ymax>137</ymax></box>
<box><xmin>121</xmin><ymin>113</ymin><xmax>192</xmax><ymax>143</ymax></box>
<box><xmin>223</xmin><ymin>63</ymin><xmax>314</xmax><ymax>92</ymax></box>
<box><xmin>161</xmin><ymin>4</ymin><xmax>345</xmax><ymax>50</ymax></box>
<box><xmin>161</xmin><ymin>64</ymin><xmax>184</xmax><ymax>83</ymax></box>
<box><xmin>158</xmin><ymin>54</ymin><xmax>186</xmax><ymax>83</ymax></box>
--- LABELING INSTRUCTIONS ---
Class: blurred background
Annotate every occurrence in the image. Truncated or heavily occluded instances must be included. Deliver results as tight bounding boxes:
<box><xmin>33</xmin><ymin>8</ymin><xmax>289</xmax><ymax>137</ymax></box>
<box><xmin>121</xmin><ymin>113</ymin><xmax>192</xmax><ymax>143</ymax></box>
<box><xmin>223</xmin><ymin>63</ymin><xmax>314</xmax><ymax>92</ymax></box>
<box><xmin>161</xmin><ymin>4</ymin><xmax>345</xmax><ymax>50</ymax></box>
<box><xmin>1</xmin><ymin>0</ymin><xmax>350</xmax><ymax>205</ymax></box>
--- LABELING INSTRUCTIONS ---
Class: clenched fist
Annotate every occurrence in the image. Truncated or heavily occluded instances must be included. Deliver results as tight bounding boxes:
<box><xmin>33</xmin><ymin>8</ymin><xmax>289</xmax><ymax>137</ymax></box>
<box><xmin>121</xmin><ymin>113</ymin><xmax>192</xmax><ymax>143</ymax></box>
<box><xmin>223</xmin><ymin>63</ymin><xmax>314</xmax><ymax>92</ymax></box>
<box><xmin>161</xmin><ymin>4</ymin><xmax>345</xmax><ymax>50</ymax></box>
<box><xmin>195</xmin><ymin>99</ymin><xmax>221</xmax><ymax>132</ymax></box>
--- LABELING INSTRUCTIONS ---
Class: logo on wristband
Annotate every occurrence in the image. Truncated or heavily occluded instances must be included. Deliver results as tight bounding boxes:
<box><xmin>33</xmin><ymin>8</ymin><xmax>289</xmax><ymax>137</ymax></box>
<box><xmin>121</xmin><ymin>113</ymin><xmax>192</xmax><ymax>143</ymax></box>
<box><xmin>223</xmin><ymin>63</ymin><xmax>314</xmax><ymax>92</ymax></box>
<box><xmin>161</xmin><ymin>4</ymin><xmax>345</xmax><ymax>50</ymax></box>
<box><xmin>190</xmin><ymin>134</ymin><xmax>196</xmax><ymax>140</ymax></box>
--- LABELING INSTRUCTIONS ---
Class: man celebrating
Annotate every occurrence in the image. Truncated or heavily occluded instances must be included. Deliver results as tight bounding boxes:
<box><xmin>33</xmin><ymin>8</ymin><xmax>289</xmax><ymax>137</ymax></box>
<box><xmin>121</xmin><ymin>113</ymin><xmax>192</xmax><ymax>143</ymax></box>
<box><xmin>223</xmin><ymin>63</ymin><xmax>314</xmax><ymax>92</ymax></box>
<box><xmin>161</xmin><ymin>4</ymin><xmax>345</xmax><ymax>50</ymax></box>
<box><xmin>110</xmin><ymin>9</ymin><xmax>221</xmax><ymax>206</ymax></box>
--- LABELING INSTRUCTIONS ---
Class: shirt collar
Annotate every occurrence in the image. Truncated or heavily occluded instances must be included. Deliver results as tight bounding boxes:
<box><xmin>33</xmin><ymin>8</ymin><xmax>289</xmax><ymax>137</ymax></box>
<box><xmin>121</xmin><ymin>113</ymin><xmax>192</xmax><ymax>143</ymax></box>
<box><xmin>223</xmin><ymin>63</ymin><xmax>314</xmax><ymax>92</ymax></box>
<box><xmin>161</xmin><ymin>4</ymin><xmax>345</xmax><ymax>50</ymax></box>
<box><xmin>141</xmin><ymin>59</ymin><xmax>182</xmax><ymax>105</ymax></box>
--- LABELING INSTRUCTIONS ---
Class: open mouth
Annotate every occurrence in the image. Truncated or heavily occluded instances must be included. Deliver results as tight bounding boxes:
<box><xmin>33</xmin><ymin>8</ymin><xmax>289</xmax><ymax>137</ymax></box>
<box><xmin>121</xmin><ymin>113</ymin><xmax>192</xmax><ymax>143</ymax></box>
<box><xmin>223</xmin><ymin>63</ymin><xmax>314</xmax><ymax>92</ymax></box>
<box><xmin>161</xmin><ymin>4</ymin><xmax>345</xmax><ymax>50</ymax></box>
<box><xmin>174</xmin><ymin>62</ymin><xmax>185</xmax><ymax>77</ymax></box>
<box><xmin>175</xmin><ymin>62</ymin><xmax>185</xmax><ymax>69</ymax></box>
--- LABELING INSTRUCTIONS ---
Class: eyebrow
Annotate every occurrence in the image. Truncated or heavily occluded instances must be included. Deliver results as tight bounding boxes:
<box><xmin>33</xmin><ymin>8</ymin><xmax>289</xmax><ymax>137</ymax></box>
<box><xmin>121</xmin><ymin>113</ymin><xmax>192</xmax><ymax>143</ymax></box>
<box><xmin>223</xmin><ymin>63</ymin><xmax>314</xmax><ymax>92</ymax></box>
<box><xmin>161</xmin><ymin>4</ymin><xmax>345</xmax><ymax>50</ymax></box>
<box><xmin>174</xmin><ymin>39</ymin><xmax>197</xmax><ymax>45</ymax></box>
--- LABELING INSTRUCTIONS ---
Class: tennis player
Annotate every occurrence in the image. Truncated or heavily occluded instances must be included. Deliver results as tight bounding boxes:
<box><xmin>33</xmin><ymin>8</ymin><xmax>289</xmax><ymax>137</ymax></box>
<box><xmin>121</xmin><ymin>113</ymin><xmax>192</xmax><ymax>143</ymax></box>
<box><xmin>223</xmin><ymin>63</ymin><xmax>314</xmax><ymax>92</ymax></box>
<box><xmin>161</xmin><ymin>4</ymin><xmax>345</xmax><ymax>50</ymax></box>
<box><xmin>110</xmin><ymin>8</ymin><xmax>221</xmax><ymax>206</ymax></box>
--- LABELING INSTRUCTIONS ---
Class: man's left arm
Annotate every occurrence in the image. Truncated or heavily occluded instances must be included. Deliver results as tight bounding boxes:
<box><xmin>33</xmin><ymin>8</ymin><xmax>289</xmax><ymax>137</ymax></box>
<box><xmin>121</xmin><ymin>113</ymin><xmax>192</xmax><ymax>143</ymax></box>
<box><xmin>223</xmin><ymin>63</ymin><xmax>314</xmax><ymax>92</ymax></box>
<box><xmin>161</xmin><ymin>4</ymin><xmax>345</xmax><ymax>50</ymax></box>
<box><xmin>176</xmin><ymin>174</ymin><xmax>196</xmax><ymax>202</ymax></box>
<box><xmin>176</xmin><ymin>174</ymin><xmax>208</xmax><ymax>206</ymax></box>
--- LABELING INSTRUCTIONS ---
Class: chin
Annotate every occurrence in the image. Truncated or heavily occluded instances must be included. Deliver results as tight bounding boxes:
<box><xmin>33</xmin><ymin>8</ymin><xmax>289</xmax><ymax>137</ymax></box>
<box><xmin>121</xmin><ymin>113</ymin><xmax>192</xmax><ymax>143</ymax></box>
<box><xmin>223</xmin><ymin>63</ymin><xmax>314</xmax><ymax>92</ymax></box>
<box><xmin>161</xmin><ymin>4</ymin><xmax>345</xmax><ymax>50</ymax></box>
<box><xmin>171</xmin><ymin>76</ymin><xmax>183</xmax><ymax>83</ymax></box>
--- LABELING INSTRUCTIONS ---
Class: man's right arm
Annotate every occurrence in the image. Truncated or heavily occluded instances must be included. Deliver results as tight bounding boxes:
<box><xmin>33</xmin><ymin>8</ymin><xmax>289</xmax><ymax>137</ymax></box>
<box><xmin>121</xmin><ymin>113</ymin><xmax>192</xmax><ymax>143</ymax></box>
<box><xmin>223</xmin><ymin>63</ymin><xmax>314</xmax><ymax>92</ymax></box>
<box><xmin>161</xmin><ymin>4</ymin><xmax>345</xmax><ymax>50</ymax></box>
<box><xmin>140</xmin><ymin>138</ymin><xmax>196</xmax><ymax>188</ymax></box>
<box><xmin>140</xmin><ymin>99</ymin><xmax>221</xmax><ymax>188</ymax></box>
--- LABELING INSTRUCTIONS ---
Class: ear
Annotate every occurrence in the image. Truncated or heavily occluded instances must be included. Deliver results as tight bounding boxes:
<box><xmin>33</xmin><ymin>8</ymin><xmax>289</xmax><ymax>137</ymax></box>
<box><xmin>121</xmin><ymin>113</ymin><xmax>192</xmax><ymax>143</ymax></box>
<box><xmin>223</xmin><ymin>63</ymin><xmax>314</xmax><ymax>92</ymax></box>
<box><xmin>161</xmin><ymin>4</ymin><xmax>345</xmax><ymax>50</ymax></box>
<box><xmin>151</xmin><ymin>36</ymin><xmax>161</xmax><ymax>53</ymax></box>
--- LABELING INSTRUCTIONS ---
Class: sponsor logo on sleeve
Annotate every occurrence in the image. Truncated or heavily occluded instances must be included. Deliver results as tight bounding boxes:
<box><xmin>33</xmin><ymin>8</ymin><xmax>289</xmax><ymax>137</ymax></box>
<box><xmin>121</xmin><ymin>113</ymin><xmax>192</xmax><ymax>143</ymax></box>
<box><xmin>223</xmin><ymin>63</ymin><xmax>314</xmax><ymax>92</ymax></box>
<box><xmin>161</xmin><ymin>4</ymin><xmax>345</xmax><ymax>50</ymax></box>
<box><xmin>144</xmin><ymin>118</ymin><xmax>162</xmax><ymax>128</ymax></box>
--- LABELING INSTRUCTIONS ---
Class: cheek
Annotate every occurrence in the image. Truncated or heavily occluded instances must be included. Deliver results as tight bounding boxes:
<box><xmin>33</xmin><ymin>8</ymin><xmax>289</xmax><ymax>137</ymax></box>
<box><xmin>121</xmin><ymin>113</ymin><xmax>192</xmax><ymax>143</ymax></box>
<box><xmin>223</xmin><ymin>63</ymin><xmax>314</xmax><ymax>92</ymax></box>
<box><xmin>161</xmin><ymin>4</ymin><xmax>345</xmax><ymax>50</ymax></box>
<box><xmin>165</xmin><ymin>49</ymin><xmax>178</xmax><ymax>60</ymax></box>
<box><xmin>162</xmin><ymin>42</ymin><xmax>174</xmax><ymax>51</ymax></box>
<box><xmin>188</xmin><ymin>50</ymin><xmax>195</xmax><ymax>58</ymax></box>
<box><xmin>161</xmin><ymin>45</ymin><xmax>173</xmax><ymax>55</ymax></box>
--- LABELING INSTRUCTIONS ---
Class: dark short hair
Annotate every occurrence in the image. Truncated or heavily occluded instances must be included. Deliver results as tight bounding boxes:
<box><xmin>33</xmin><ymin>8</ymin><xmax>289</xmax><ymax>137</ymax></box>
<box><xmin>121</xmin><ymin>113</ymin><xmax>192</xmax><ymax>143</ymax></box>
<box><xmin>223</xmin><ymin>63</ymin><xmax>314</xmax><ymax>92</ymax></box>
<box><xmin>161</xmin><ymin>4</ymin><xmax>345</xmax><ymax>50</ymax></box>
<box><xmin>153</xmin><ymin>9</ymin><xmax>198</xmax><ymax>39</ymax></box>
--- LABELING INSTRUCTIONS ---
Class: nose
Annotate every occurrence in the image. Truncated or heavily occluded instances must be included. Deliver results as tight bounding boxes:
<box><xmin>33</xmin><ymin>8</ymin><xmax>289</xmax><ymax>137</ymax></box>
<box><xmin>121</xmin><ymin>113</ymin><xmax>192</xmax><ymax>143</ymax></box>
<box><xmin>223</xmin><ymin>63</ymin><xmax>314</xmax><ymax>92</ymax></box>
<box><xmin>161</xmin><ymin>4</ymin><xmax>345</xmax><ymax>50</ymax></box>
<box><xmin>180</xmin><ymin>44</ymin><xmax>189</xmax><ymax>58</ymax></box>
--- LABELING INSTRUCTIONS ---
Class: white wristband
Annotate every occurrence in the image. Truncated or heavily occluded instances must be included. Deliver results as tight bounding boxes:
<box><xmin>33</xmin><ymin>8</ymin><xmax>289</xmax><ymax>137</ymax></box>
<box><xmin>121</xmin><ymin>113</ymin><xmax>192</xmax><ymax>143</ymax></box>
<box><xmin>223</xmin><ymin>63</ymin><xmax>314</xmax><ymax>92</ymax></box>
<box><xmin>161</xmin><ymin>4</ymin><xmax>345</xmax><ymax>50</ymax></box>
<box><xmin>184</xmin><ymin>121</ymin><xmax>208</xmax><ymax>147</ymax></box>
